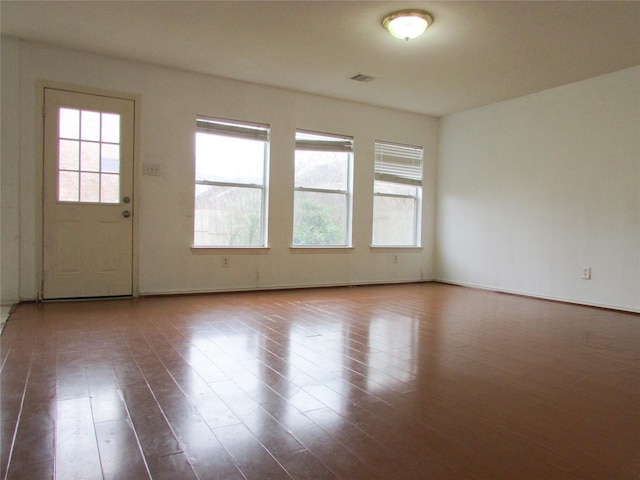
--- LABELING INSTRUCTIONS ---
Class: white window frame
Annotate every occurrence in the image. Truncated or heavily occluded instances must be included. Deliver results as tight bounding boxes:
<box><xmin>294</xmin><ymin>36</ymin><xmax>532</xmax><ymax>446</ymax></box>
<box><xmin>293</xmin><ymin>130</ymin><xmax>354</xmax><ymax>247</ymax></box>
<box><xmin>194</xmin><ymin>116</ymin><xmax>270</xmax><ymax>248</ymax></box>
<box><xmin>372</xmin><ymin>141</ymin><xmax>423</xmax><ymax>247</ymax></box>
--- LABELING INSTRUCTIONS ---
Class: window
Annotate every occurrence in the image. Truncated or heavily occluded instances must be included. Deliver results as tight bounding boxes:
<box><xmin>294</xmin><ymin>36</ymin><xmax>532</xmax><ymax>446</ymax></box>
<box><xmin>194</xmin><ymin>117</ymin><xmax>269</xmax><ymax>247</ymax></box>
<box><xmin>293</xmin><ymin>130</ymin><xmax>353</xmax><ymax>246</ymax></box>
<box><xmin>372</xmin><ymin>141</ymin><xmax>423</xmax><ymax>246</ymax></box>
<box><xmin>57</xmin><ymin>108</ymin><xmax>121</xmax><ymax>203</ymax></box>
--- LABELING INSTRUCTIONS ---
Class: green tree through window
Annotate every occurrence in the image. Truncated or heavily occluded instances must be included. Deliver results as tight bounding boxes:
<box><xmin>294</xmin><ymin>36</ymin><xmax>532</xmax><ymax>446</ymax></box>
<box><xmin>293</xmin><ymin>199</ymin><xmax>344</xmax><ymax>245</ymax></box>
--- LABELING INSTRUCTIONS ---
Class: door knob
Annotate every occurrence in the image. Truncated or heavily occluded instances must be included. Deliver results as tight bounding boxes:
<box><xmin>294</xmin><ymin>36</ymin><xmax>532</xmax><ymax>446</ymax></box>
<box><xmin>122</xmin><ymin>210</ymin><xmax>131</xmax><ymax>218</ymax></box>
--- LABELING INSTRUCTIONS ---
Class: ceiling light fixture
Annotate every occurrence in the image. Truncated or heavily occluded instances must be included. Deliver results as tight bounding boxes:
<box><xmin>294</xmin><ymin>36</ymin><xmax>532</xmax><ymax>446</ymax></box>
<box><xmin>382</xmin><ymin>10</ymin><xmax>433</xmax><ymax>41</ymax></box>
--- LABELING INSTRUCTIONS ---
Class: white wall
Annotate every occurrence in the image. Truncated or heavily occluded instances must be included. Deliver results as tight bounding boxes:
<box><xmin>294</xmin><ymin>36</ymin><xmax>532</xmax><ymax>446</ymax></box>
<box><xmin>1</xmin><ymin>38</ymin><xmax>21</xmax><ymax>305</ymax></box>
<box><xmin>437</xmin><ymin>66</ymin><xmax>640</xmax><ymax>312</ymax></box>
<box><xmin>5</xmin><ymin>38</ymin><xmax>637</xmax><ymax>311</ymax></box>
<box><xmin>0</xmin><ymin>37</ymin><xmax>438</xmax><ymax>301</ymax></box>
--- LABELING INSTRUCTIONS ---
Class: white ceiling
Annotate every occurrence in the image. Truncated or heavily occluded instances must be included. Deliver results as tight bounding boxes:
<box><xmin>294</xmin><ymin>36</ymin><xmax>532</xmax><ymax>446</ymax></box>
<box><xmin>2</xmin><ymin>1</ymin><xmax>639</xmax><ymax>117</ymax></box>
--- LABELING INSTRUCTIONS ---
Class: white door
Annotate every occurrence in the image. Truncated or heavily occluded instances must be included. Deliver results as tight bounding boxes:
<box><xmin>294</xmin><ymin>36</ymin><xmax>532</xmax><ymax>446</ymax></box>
<box><xmin>43</xmin><ymin>88</ymin><xmax>135</xmax><ymax>299</ymax></box>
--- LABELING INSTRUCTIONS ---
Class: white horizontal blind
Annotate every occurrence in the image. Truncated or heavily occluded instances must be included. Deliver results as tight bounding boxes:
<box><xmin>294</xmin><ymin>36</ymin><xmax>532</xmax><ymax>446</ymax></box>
<box><xmin>375</xmin><ymin>141</ymin><xmax>423</xmax><ymax>186</ymax></box>
<box><xmin>295</xmin><ymin>131</ymin><xmax>353</xmax><ymax>152</ymax></box>
<box><xmin>197</xmin><ymin>117</ymin><xmax>269</xmax><ymax>141</ymax></box>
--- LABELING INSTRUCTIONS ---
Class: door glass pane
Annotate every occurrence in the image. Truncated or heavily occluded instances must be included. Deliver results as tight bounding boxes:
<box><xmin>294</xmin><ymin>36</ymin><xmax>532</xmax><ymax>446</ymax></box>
<box><xmin>59</xmin><ymin>140</ymin><xmax>79</xmax><ymax>170</ymax></box>
<box><xmin>101</xmin><ymin>113</ymin><xmax>120</xmax><ymax>143</ymax></box>
<box><xmin>59</xmin><ymin>108</ymin><xmax>80</xmax><ymax>139</ymax></box>
<box><xmin>59</xmin><ymin>171</ymin><xmax>79</xmax><ymax>201</ymax></box>
<box><xmin>80</xmin><ymin>172</ymin><xmax>100</xmax><ymax>202</ymax></box>
<box><xmin>101</xmin><ymin>143</ymin><xmax>120</xmax><ymax>173</ymax></box>
<box><xmin>81</xmin><ymin>142</ymin><xmax>100</xmax><ymax>172</ymax></box>
<box><xmin>100</xmin><ymin>174</ymin><xmax>119</xmax><ymax>203</ymax></box>
<box><xmin>81</xmin><ymin>110</ymin><xmax>101</xmax><ymax>141</ymax></box>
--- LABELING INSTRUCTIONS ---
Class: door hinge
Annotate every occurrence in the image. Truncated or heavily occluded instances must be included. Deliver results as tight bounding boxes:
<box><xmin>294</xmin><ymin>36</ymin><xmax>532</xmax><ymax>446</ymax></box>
<box><xmin>42</xmin><ymin>104</ymin><xmax>46</xmax><ymax>118</ymax></box>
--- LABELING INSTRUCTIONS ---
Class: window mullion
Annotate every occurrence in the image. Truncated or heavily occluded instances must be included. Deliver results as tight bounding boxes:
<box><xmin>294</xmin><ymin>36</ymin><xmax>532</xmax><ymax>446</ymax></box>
<box><xmin>373</xmin><ymin>192</ymin><xmax>416</xmax><ymax>200</ymax></box>
<box><xmin>196</xmin><ymin>179</ymin><xmax>263</xmax><ymax>189</ymax></box>
<box><xmin>294</xmin><ymin>186</ymin><xmax>348</xmax><ymax>195</ymax></box>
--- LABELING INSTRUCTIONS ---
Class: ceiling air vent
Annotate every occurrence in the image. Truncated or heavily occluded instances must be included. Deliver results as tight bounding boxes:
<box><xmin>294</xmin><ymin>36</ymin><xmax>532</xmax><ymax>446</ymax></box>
<box><xmin>350</xmin><ymin>73</ymin><xmax>375</xmax><ymax>83</ymax></box>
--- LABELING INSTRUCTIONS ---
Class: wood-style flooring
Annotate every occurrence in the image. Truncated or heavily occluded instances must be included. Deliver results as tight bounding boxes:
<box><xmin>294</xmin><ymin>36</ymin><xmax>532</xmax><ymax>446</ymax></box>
<box><xmin>1</xmin><ymin>283</ymin><xmax>638</xmax><ymax>479</ymax></box>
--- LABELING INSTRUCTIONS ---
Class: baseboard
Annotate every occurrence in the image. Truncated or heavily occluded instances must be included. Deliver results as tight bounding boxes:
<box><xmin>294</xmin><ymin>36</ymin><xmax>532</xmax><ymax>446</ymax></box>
<box><xmin>434</xmin><ymin>279</ymin><xmax>640</xmax><ymax>314</ymax></box>
<box><xmin>137</xmin><ymin>279</ymin><xmax>435</xmax><ymax>298</ymax></box>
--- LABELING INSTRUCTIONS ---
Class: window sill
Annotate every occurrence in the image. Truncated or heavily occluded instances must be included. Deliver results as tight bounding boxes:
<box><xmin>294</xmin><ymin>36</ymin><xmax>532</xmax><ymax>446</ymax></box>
<box><xmin>290</xmin><ymin>246</ymin><xmax>354</xmax><ymax>254</ymax></box>
<box><xmin>191</xmin><ymin>246</ymin><xmax>270</xmax><ymax>255</ymax></box>
<box><xmin>369</xmin><ymin>246</ymin><xmax>422</xmax><ymax>253</ymax></box>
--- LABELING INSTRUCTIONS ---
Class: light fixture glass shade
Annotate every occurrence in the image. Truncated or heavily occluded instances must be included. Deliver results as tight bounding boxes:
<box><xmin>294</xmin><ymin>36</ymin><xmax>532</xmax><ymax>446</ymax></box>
<box><xmin>383</xmin><ymin>10</ymin><xmax>433</xmax><ymax>41</ymax></box>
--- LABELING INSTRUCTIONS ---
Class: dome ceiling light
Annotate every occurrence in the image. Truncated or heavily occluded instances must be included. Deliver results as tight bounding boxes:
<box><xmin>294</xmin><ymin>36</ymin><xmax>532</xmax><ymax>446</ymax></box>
<box><xmin>382</xmin><ymin>10</ymin><xmax>433</xmax><ymax>41</ymax></box>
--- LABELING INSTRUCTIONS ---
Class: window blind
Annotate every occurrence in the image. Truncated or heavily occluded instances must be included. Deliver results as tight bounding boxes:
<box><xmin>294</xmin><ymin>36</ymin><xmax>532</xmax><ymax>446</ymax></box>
<box><xmin>295</xmin><ymin>131</ymin><xmax>353</xmax><ymax>152</ymax></box>
<box><xmin>197</xmin><ymin>117</ymin><xmax>269</xmax><ymax>141</ymax></box>
<box><xmin>374</xmin><ymin>142</ymin><xmax>423</xmax><ymax>186</ymax></box>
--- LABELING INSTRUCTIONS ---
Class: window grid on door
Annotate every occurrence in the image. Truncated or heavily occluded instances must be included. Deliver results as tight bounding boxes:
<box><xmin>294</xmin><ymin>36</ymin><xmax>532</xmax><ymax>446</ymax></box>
<box><xmin>57</xmin><ymin>108</ymin><xmax>121</xmax><ymax>203</ymax></box>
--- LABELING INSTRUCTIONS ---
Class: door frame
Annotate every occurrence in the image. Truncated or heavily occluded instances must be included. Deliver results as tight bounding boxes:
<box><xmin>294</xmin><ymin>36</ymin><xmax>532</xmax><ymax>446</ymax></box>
<box><xmin>36</xmin><ymin>81</ymin><xmax>141</xmax><ymax>300</ymax></box>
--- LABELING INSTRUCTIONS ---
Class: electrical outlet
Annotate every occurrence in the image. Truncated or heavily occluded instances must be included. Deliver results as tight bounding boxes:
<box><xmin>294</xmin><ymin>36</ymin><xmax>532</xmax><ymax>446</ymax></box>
<box><xmin>393</xmin><ymin>254</ymin><xmax>399</xmax><ymax>264</ymax></box>
<box><xmin>221</xmin><ymin>256</ymin><xmax>230</xmax><ymax>268</ymax></box>
<box><xmin>582</xmin><ymin>267</ymin><xmax>591</xmax><ymax>280</ymax></box>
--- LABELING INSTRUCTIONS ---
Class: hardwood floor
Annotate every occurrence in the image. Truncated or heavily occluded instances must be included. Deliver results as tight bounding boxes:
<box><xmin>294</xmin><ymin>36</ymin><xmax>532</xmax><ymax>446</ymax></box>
<box><xmin>1</xmin><ymin>283</ymin><xmax>638</xmax><ymax>479</ymax></box>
